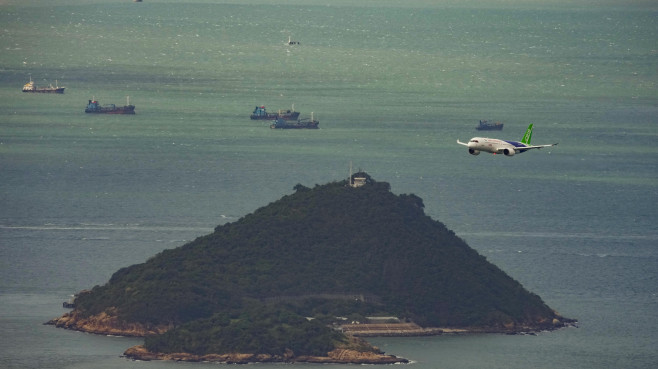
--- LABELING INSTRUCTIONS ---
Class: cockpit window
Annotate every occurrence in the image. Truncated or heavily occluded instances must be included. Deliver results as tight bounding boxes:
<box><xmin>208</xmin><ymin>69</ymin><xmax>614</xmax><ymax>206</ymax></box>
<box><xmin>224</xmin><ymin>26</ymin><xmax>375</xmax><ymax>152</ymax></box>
<box><xmin>470</xmin><ymin>139</ymin><xmax>479</xmax><ymax>143</ymax></box>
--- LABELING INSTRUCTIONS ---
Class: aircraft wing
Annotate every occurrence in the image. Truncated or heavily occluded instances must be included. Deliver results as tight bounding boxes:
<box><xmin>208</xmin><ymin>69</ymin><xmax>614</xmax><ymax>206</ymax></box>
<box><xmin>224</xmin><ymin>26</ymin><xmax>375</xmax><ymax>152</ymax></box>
<box><xmin>517</xmin><ymin>143</ymin><xmax>558</xmax><ymax>151</ymax></box>
<box><xmin>457</xmin><ymin>140</ymin><xmax>469</xmax><ymax>146</ymax></box>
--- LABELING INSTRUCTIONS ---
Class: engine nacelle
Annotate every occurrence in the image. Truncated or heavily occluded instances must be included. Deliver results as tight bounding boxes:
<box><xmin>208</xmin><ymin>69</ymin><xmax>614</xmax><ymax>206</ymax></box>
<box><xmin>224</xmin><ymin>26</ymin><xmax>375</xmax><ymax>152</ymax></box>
<box><xmin>468</xmin><ymin>148</ymin><xmax>480</xmax><ymax>156</ymax></box>
<box><xmin>503</xmin><ymin>148</ymin><xmax>516</xmax><ymax>156</ymax></box>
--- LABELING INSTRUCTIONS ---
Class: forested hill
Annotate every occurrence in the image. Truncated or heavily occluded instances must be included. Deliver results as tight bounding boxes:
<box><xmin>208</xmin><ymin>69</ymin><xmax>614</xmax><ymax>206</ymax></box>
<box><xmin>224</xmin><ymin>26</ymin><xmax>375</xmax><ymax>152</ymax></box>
<box><xmin>70</xmin><ymin>174</ymin><xmax>568</xmax><ymax>354</ymax></box>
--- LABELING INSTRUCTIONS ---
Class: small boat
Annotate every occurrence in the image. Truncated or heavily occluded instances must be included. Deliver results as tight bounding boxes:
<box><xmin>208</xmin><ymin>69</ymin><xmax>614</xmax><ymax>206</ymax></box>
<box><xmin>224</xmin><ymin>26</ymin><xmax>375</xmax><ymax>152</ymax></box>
<box><xmin>250</xmin><ymin>105</ymin><xmax>300</xmax><ymax>120</ymax></box>
<box><xmin>271</xmin><ymin>113</ymin><xmax>319</xmax><ymax>129</ymax></box>
<box><xmin>287</xmin><ymin>36</ymin><xmax>300</xmax><ymax>45</ymax></box>
<box><xmin>22</xmin><ymin>77</ymin><xmax>65</xmax><ymax>93</ymax></box>
<box><xmin>85</xmin><ymin>97</ymin><xmax>135</xmax><ymax>114</ymax></box>
<box><xmin>476</xmin><ymin>120</ymin><xmax>503</xmax><ymax>131</ymax></box>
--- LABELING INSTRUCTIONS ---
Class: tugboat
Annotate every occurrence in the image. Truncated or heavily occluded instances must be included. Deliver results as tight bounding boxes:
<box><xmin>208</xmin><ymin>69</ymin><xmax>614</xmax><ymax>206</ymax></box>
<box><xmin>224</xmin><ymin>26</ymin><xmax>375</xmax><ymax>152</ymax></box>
<box><xmin>22</xmin><ymin>77</ymin><xmax>65</xmax><ymax>93</ymax></box>
<box><xmin>250</xmin><ymin>105</ymin><xmax>300</xmax><ymax>120</ymax></box>
<box><xmin>270</xmin><ymin>113</ymin><xmax>319</xmax><ymax>129</ymax></box>
<box><xmin>85</xmin><ymin>97</ymin><xmax>135</xmax><ymax>114</ymax></box>
<box><xmin>476</xmin><ymin>120</ymin><xmax>503</xmax><ymax>131</ymax></box>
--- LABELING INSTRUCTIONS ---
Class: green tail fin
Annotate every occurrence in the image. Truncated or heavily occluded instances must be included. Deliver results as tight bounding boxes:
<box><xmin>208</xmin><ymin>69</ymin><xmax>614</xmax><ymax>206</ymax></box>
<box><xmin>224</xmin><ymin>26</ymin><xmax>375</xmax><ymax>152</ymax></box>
<box><xmin>521</xmin><ymin>124</ymin><xmax>533</xmax><ymax>145</ymax></box>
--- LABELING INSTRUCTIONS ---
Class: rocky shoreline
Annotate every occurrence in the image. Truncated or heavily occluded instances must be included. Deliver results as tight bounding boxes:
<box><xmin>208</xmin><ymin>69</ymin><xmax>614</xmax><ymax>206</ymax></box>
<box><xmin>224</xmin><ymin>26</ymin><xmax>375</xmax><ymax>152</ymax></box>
<box><xmin>123</xmin><ymin>345</ymin><xmax>408</xmax><ymax>364</ymax></box>
<box><xmin>47</xmin><ymin>309</ymin><xmax>575</xmax><ymax>365</ymax></box>
<box><xmin>48</xmin><ymin>309</ymin><xmax>575</xmax><ymax>337</ymax></box>
<box><xmin>341</xmin><ymin>318</ymin><xmax>577</xmax><ymax>337</ymax></box>
<box><xmin>47</xmin><ymin>310</ymin><xmax>409</xmax><ymax>364</ymax></box>
<box><xmin>45</xmin><ymin>309</ymin><xmax>170</xmax><ymax>337</ymax></box>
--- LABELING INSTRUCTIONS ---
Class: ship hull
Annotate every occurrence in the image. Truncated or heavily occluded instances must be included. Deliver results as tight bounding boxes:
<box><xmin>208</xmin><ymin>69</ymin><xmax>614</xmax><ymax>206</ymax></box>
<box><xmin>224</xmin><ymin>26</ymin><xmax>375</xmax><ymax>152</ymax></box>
<box><xmin>23</xmin><ymin>88</ymin><xmax>65</xmax><ymax>94</ymax></box>
<box><xmin>85</xmin><ymin>99</ymin><xmax>135</xmax><ymax>114</ymax></box>
<box><xmin>251</xmin><ymin>112</ymin><xmax>300</xmax><ymax>120</ymax></box>
<box><xmin>270</xmin><ymin>119</ymin><xmax>318</xmax><ymax>129</ymax></box>
<box><xmin>85</xmin><ymin>107</ymin><xmax>135</xmax><ymax>114</ymax></box>
<box><xmin>476</xmin><ymin>125</ymin><xmax>503</xmax><ymax>131</ymax></box>
<box><xmin>476</xmin><ymin>120</ymin><xmax>503</xmax><ymax>131</ymax></box>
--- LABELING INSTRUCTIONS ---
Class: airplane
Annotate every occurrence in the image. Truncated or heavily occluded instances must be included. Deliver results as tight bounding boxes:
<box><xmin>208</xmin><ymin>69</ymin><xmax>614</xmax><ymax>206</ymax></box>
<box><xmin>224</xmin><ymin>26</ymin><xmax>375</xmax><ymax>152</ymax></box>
<box><xmin>457</xmin><ymin>124</ymin><xmax>557</xmax><ymax>156</ymax></box>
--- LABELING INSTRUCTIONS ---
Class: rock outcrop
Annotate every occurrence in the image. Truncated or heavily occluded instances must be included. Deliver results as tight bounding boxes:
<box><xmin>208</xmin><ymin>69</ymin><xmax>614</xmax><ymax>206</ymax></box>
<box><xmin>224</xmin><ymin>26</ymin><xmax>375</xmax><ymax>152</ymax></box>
<box><xmin>123</xmin><ymin>345</ymin><xmax>408</xmax><ymax>364</ymax></box>
<box><xmin>46</xmin><ymin>308</ymin><xmax>169</xmax><ymax>337</ymax></box>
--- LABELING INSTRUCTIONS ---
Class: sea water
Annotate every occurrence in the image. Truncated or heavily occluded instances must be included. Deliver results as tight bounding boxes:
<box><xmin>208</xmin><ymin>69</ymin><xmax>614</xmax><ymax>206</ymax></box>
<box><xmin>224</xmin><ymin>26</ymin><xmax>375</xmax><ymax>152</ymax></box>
<box><xmin>0</xmin><ymin>1</ymin><xmax>656</xmax><ymax>368</ymax></box>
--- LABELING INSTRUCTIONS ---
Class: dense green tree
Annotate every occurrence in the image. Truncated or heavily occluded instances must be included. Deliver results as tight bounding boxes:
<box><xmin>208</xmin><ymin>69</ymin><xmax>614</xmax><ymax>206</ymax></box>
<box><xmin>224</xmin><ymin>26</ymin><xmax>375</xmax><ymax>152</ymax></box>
<box><xmin>73</xmin><ymin>174</ymin><xmax>565</xmax><ymax>355</ymax></box>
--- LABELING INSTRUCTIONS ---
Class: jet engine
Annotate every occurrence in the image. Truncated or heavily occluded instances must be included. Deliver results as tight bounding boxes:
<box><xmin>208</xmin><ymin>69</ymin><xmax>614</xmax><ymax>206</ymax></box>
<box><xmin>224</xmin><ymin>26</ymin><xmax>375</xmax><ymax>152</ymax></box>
<box><xmin>468</xmin><ymin>148</ymin><xmax>480</xmax><ymax>156</ymax></box>
<box><xmin>503</xmin><ymin>148</ymin><xmax>516</xmax><ymax>156</ymax></box>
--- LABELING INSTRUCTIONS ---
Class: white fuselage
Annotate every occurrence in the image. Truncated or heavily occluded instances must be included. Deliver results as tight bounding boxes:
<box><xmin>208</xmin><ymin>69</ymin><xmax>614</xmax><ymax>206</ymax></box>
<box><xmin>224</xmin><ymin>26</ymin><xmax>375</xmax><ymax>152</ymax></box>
<box><xmin>458</xmin><ymin>123</ymin><xmax>556</xmax><ymax>156</ymax></box>
<box><xmin>466</xmin><ymin>137</ymin><xmax>527</xmax><ymax>155</ymax></box>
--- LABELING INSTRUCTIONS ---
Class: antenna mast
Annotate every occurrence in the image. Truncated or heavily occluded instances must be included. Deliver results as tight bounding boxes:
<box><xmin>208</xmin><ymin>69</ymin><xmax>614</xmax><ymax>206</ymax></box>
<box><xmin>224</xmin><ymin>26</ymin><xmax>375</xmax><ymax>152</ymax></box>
<box><xmin>349</xmin><ymin>161</ymin><xmax>354</xmax><ymax>186</ymax></box>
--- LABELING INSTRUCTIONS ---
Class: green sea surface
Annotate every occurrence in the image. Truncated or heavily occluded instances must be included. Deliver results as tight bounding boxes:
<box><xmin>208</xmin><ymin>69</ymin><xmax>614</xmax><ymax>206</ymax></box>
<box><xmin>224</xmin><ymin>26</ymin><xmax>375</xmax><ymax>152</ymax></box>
<box><xmin>1</xmin><ymin>1</ymin><xmax>657</xmax><ymax>368</ymax></box>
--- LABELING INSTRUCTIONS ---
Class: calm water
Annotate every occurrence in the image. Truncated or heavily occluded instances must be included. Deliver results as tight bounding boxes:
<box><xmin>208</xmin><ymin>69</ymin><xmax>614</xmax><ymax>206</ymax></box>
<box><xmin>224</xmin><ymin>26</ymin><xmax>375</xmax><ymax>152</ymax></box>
<box><xmin>1</xmin><ymin>1</ymin><xmax>657</xmax><ymax>368</ymax></box>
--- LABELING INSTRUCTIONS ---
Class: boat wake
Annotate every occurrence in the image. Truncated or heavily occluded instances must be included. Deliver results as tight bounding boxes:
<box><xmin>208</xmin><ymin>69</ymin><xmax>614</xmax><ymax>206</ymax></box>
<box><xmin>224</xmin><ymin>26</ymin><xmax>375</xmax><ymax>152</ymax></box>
<box><xmin>0</xmin><ymin>223</ymin><xmax>213</xmax><ymax>233</ymax></box>
<box><xmin>459</xmin><ymin>231</ymin><xmax>657</xmax><ymax>242</ymax></box>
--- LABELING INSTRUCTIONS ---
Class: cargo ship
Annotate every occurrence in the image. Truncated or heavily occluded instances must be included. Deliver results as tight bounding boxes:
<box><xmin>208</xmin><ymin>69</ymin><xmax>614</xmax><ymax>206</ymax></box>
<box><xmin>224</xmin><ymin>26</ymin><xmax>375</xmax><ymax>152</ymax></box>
<box><xmin>250</xmin><ymin>105</ymin><xmax>300</xmax><ymax>120</ymax></box>
<box><xmin>85</xmin><ymin>97</ymin><xmax>135</xmax><ymax>114</ymax></box>
<box><xmin>476</xmin><ymin>120</ymin><xmax>503</xmax><ymax>131</ymax></box>
<box><xmin>22</xmin><ymin>77</ymin><xmax>65</xmax><ymax>93</ymax></box>
<box><xmin>270</xmin><ymin>113</ymin><xmax>319</xmax><ymax>129</ymax></box>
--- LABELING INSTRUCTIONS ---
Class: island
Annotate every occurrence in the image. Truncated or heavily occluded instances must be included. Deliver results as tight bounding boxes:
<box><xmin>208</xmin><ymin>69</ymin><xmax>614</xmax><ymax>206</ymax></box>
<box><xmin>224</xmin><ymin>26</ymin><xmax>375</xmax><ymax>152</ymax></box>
<box><xmin>48</xmin><ymin>173</ymin><xmax>574</xmax><ymax>364</ymax></box>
